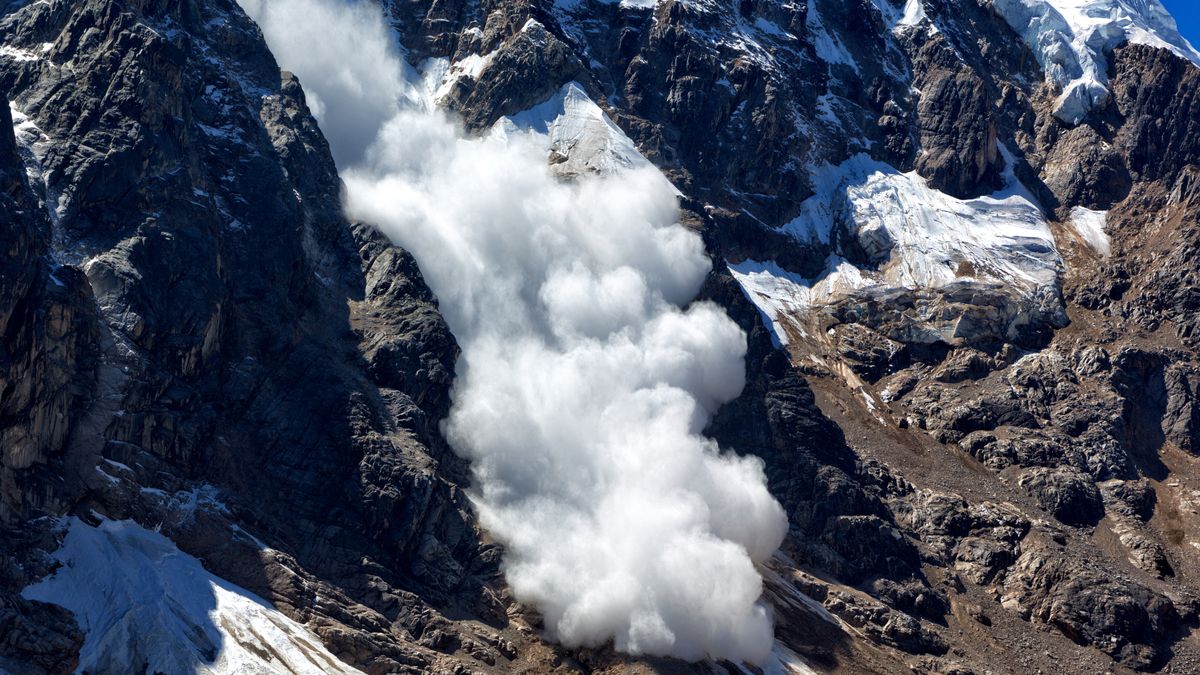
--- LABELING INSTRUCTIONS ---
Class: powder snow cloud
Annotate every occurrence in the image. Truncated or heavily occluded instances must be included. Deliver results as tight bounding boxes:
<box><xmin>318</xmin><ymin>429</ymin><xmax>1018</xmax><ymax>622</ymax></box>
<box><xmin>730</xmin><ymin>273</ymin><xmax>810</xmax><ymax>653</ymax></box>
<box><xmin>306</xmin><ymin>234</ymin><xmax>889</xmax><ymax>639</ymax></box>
<box><xmin>239</xmin><ymin>0</ymin><xmax>787</xmax><ymax>663</ymax></box>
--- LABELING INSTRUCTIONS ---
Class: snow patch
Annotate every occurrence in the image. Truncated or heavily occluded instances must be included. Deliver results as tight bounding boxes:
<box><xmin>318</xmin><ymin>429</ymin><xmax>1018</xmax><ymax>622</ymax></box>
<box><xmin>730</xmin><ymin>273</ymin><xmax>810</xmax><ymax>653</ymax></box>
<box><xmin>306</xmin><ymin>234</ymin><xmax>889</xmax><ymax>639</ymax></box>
<box><xmin>9</xmin><ymin>104</ymin><xmax>74</xmax><ymax>260</ymax></box>
<box><xmin>871</xmin><ymin>0</ymin><xmax>932</xmax><ymax>32</ymax></box>
<box><xmin>734</xmin><ymin>642</ymin><xmax>819</xmax><ymax>675</ymax></box>
<box><xmin>900</xmin><ymin>0</ymin><xmax>929</xmax><ymax>27</ymax></box>
<box><xmin>993</xmin><ymin>0</ymin><xmax>1200</xmax><ymax>123</ymax></box>
<box><xmin>421</xmin><ymin>52</ymin><xmax>497</xmax><ymax>103</ymax></box>
<box><xmin>806</xmin><ymin>1</ymin><xmax>861</xmax><ymax>74</ymax></box>
<box><xmin>1068</xmin><ymin>206</ymin><xmax>1110</xmax><ymax>256</ymax></box>
<box><xmin>22</xmin><ymin>518</ymin><xmax>357</xmax><ymax>675</ymax></box>
<box><xmin>0</xmin><ymin>44</ymin><xmax>42</xmax><ymax>61</ymax></box>
<box><xmin>555</xmin><ymin>0</ymin><xmax>656</xmax><ymax>10</ymax></box>
<box><xmin>728</xmin><ymin>258</ymin><xmax>865</xmax><ymax>346</ymax></box>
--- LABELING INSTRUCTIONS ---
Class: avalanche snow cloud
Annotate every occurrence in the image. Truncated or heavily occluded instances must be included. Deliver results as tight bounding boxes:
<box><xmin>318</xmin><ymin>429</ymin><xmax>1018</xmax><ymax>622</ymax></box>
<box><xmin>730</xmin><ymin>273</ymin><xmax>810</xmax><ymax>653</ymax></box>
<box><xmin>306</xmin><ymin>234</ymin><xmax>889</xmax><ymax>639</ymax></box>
<box><xmin>239</xmin><ymin>0</ymin><xmax>787</xmax><ymax>663</ymax></box>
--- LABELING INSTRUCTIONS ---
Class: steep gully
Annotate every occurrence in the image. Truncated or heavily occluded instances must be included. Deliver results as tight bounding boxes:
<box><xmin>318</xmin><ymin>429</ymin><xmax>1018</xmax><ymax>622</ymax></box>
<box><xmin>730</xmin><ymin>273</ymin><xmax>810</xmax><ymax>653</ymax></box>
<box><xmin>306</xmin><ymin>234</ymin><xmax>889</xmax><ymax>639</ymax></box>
<box><xmin>241</xmin><ymin>0</ymin><xmax>787</xmax><ymax>665</ymax></box>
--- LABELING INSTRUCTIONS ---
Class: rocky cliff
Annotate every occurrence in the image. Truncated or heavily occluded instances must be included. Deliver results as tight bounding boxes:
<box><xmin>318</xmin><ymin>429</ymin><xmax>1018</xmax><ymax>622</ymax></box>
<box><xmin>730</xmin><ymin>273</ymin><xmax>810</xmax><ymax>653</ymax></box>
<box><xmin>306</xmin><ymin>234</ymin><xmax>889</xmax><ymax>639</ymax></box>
<box><xmin>3</xmin><ymin>0</ymin><xmax>1200</xmax><ymax>673</ymax></box>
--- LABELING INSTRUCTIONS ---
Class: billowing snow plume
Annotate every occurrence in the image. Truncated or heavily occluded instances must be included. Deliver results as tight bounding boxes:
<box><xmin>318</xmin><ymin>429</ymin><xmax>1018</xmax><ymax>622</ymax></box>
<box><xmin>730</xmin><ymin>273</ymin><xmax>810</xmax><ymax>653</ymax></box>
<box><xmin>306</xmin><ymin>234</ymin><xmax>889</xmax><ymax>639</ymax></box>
<box><xmin>239</xmin><ymin>0</ymin><xmax>786</xmax><ymax>663</ymax></box>
<box><xmin>993</xmin><ymin>0</ymin><xmax>1200</xmax><ymax>123</ymax></box>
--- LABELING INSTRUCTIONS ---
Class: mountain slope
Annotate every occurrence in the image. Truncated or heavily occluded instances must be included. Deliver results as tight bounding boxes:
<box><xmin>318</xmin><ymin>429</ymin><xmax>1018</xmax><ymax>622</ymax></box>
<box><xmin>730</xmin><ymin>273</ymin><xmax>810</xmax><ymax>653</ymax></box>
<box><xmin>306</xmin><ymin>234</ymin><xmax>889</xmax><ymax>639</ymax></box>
<box><xmin>2</xmin><ymin>0</ymin><xmax>1200</xmax><ymax>673</ymax></box>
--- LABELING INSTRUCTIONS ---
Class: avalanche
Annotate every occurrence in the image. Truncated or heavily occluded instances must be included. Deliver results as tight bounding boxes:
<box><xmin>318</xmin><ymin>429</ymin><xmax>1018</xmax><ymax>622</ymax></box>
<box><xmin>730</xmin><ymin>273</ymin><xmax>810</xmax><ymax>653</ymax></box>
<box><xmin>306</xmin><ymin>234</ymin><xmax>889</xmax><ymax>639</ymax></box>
<box><xmin>240</xmin><ymin>0</ymin><xmax>787</xmax><ymax>665</ymax></box>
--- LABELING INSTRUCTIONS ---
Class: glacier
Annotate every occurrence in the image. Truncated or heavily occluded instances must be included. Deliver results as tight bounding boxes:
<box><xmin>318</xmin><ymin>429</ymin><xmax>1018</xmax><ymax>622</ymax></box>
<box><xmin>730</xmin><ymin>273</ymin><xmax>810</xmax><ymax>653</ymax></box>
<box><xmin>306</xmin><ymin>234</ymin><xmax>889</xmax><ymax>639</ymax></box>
<box><xmin>731</xmin><ymin>152</ymin><xmax>1062</xmax><ymax>347</ymax></box>
<box><xmin>992</xmin><ymin>0</ymin><xmax>1200</xmax><ymax>123</ymax></box>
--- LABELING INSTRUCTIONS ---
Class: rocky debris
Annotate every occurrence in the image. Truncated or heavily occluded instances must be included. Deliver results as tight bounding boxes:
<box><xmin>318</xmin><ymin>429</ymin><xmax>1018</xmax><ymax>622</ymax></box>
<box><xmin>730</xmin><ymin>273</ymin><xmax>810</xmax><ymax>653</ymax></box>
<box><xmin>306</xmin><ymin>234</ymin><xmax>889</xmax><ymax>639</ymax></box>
<box><xmin>0</xmin><ymin>594</ymin><xmax>81</xmax><ymax>675</ymax></box>
<box><xmin>1001</xmin><ymin>542</ymin><xmax>1184</xmax><ymax>670</ymax></box>
<box><xmin>0</xmin><ymin>520</ymin><xmax>83</xmax><ymax>675</ymax></box>
<box><xmin>823</xmin><ymin>589</ymin><xmax>949</xmax><ymax>656</ymax></box>
<box><xmin>1099</xmin><ymin>478</ymin><xmax>1156</xmax><ymax>521</ymax></box>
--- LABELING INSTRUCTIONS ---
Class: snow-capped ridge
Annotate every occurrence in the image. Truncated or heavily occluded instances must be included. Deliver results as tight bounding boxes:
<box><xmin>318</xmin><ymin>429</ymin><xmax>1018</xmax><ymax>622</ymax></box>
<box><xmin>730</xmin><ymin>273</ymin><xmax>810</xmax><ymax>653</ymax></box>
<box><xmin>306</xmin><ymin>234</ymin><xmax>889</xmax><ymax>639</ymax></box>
<box><xmin>993</xmin><ymin>0</ymin><xmax>1200</xmax><ymax>123</ymax></box>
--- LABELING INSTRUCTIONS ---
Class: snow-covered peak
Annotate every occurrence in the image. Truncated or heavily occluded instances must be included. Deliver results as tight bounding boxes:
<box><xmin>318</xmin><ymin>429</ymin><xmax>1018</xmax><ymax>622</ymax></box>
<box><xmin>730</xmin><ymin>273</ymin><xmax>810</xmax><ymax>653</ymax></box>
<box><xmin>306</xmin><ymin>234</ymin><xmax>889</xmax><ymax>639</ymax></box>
<box><xmin>994</xmin><ymin>0</ymin><xmax>1200</xmax><ymax>123</ymax></box>
<box><xmin>493</xmin><ymin>82</ymin><xmax>656</xmax><ymax>177</ymax></box>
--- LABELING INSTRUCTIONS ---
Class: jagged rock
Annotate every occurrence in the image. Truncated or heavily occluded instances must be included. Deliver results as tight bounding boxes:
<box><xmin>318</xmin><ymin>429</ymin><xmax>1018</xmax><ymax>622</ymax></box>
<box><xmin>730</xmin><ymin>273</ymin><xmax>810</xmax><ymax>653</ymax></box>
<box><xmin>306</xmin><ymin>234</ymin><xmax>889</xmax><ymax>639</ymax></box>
<box><xmin>0</xmin><ymin>595</ymin><xmax>82</xmax><ymax>675</ymax></box>
<box><xmin>1098</xmin><ymin>479</ymin><xmax>1156</xmax><ymax>521</ymax></box>
<box><xmin>443</xmin><ymin>20</ymin><xmax>587</xmax><ymax>131</ymax></box>
<box><xmin>911</xmin><ymin>39</ymin><xmax>1000</xmax><ymax>198</ymax></box>
<box><xmin>1041</xmin><ymin>123</ymin><xmax>1131</xmax><ymax>211</ymax></box>
<box><xmin>932</xmin><ymin>348</ymin><xmax>1001</xmax><ymax>384</ymax></box>
<box><xmin>1018</xmin><ymin>468</ymin><xmax>1104</xmax><ymax>527</ymax></box>
<box><xmin>1111</xmin><ymin>44</ymin><xmax>1200</xmax><ymax>184</ymax></box>
<box><xmin>0</xmin><ymin>0</ymin><xmax>487</xmax><ymax>671</ymax></box>
<box><xmin>831</xmin><ymin>323</ymin><xmax>909</xmax><ymax>381</ymax></box>
<box><xmin>4</xmin><ymin>0</ymin><xmax>1200</xmax><ymax>672</ymax></box>
<box><xmin>823</xmin><ymin>590</ymin><xmax>949</xmax><ymax>656</ymax></box>
<box><xmin>0</xmin><ymin>97</ymin><xmax>98</xmax><ymax>524</ymax></box>
<box><xmin>1002</xmin><ymin>543</ymin><xmax>1182</xmax><ymax>670</ymax></box>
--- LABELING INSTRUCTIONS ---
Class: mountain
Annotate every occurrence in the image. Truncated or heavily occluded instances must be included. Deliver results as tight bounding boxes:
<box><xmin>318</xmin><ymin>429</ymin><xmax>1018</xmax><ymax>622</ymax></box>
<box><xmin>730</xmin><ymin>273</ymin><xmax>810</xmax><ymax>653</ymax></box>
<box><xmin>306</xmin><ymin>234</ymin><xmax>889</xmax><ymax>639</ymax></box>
<box><xmin>2</xmin><ymin>0</ymin><xmax>1200</xmax><ymax>673</ymax></box>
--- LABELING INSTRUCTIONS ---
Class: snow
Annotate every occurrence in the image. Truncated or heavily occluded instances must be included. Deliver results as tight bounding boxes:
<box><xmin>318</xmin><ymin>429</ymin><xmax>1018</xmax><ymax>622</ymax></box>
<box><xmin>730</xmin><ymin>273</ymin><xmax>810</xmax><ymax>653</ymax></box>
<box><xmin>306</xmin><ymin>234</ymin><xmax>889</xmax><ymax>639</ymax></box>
<box><xmin>871</xmin><ymin>0</ymin><xmax>932</xmax><ymax>32</ymax></box>
<box><xmin>1068</xmin><ymin>206</ymin><xmax>1110</xmax><ymax>256</ymax></box>
<box><xmin>806</xmin><ymin>1</ymin><xmax>861</xmax><ymax>74</ymax></box>
<box><xmin>785</xmin><ymin>152</ymin><xmax>1060</xmax><ymax>290</ymax></box>
<box><xmin>10</xmin><ymin>104</ymin><xmax>75</xmax><ymax>260</ymax></box>
<box><xmin>754</xmin><ymin>17</ymin><xmax>792</xmax><ymax>39</ymax></box>
<box><xmin>22</xmin><ymin>517</ymin><xmax>357</xmax><ymax>675</ymax></box>
<box><xmin>900</xmin><ymin>0</ymin><xmax>929</xmax><ymax>27</ymax></box>
<box><xmin>420</xmin><ymin>65</ymin><xmax>654</xmax><ymax>179</ymax></box>
<box><xmin>728</xmin><ymin>258</ymin><xmax>864</xmax><ymax>346</ymax></box>
<box><xmin>993</xmin><ymin>0</ymin><xmax>1200</xmax><ymax>123</ymax></box>
<box><xmin>0</xmin><ymin>44</ymin><xmax>42</xmax><ymax>61</ymax></box>
<box><xmin>731</xmin><ymin>152</ymin><xmax>1061</xmax><ymax>344</ymax></box>
<box><xmin>733</xmin><ymin>642</ymin><xmax>818</xmax><ymax>675</ymax></box>
<box><xmin>493</xmin><ymin>82</ymin><xmax>657</xmax><ymax>177</ymax></box>
<box><xmin>761</xmin><ymin>643</ymin><xmax>820</xmax><ymax>675</ymax></box>
<box><xmin>554</xmin><ymin>0</ymin><xmax>656</xmax><ymax>10</ymax></box>
<box><xmin>422</xmin><ymin>52</ymin><xmax>497</xmax><ymax>102</ymax></box>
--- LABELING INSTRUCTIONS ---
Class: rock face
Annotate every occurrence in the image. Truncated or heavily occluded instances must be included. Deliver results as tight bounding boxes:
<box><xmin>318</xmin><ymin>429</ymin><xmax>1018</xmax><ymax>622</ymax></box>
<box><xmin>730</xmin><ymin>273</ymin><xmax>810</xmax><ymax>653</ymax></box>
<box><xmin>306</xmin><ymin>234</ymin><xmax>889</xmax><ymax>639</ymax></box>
<box><xmin>0</xmin><ymin>1</ymin><xmax>500</xmax><ymax>673</ymax></box>
<box><xmin>3</xmin><ymin>0</ymin><xmax>1200</xmax><ymax>673</ymax></box>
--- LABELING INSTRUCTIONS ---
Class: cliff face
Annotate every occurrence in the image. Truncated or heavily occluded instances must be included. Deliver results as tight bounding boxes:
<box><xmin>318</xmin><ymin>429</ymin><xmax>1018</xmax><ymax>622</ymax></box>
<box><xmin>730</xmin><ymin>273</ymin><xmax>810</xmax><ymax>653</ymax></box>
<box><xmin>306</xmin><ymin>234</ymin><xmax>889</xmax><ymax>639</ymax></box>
<box><xmin>3</xmin><ymin>0</ymin><xmax>1200</xmax><ymax>673</ymax></box>
<box><xmin>0</xmin><ymin>1</ymin><xmax>499</xmax><ymax>673</ymax></box>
